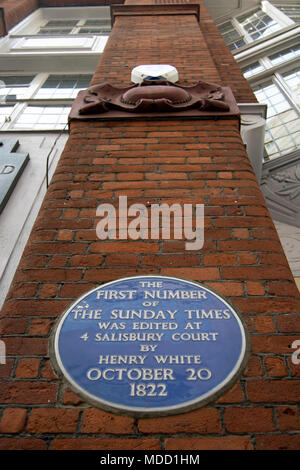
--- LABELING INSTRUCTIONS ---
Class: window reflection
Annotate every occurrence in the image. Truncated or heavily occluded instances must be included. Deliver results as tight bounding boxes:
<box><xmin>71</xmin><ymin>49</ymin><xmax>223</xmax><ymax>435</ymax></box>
<box><xmin>254</xmin><ymin>82</ymin><xmax>300</xmax><ymax>159</ymax></box>
<box><xmin>12</xmin><ymin>105</ymin><xmax>71</xmax><ymax>130</ymax></box>
<box><xmin>34</xmin><ymin>75</ymin><xmax>92</xmax><ymax>99</ymax></box>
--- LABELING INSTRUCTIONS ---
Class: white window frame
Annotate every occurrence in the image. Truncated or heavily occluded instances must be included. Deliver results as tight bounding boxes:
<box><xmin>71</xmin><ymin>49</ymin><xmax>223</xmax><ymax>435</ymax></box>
<box><xmin>250</xmin><ymin>63</ymin><xmax>300</xmax><ymax>161</ymax></box>
<box><xmin>217</xmin><ymin>1</ymin><xmax>295</xmax><ymax>52</ymax></box>
<box><xmin>239</xmin><ymin>38</ymin><xmax>300</xmax><ymax>81</ymax></box>
<box><xmin>270</xmin><ymin>2</ymin><xmax>300</xmax><ymax>23</ymax></box>
<box><xmin>6</xmin><ymin>6</ymin><xmax>111</xmax><ymax>36</ymax></box>
<box><xmin>0</xmin><ymin>6</ymin><xmax>110</xmax><ymax>57</ymax></box>
<box><xmin>35</xmin><ymin>18</ymin><xmax>111</xmax><ymax>35</ymax></box>
<box><xmin>0</xmin><ymin>72</ymin><xmax>93</xmax><ymax>131</ymax></box>
<box><xmin>261</xmin><ymin>1</ymin><xmax>295</xmax><ymax>26</ymax></box>
<box><xmin>233</xmin><ymin>10</ymin><xmax>300</xmax><ymax>163</ymax></box>
<box><xmin>10</xmin><ymin>36</ymin><xmax>101</xmax><ymax>52</ymax></box>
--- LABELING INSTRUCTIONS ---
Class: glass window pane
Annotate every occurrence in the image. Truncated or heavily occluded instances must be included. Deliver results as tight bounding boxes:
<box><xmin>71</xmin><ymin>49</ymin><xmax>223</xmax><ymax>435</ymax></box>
<box><xmin>276</xmin><ymin>135</ymin><xmax>296</xmax><ymax>151</ymax></box>
<box><xmin>242</xmin><ymin>61</ymin><xmax>265</xmax><ymax>78</ymax></box>
<box><xmin>237</xmin><ymin>8</ymin><xmax>281</xmax><ymax>41</ymax></box>
<box><xmin>36</xmin><ymin>20</ymin><xmax>79</xmax><ymax>35</ymax></box>
<box><xmin>283</xmin><ymin>67</ymin><xmax>300</xmax><ymax>99</ymax></box>
<box><xmin>78</xmin><ymin>28</ymin><xmax>109</xmax><ymax>34</ymax></box>
<box><xmin>253</xmin><ymin>81</ymin><xmax>300</xmax><ymax>159</ymax></box>
<box><xmin>0</xmin><ymin>75</ymin><xmax>35</xmax><ymax>100</ymax></box>
<box><xmin>218</xmin><ymin>21</ymin><xmax>233</xmax><ymax>33</ymax></box>
<box><xmin>223</xmin><ymin>29</ymin><xmax>241</xmax><ymax>42</ymax></box>
<box><xmin>228</xmin><ymin>39</ymin><xmax>246</xmax><ymax>50</ymax></box>
<box><xmin>269</xmin><ymin>44</ymin><xmax>300</xmax><ymax>66</ymax></box>
<box><xmin>0</xmin><ymin>105</ymin><xmax>14</xmax><ymax>124</ymax></box>
<box><xmin>286</xmin><ymin>120</ymin><xmax>299</xmax><ymax>133</ymax></box>
<box><xmin>217</xmin><ymin>21</ymin><xmax>245</xmax><ymax>50</ymax></box>
<box><xmin>34</xmin><ymin>74</ymin><xmax>92</xmax><ymax>99</ymax></box>
<box><xmin>84</xmin><ymin>20</ymin><xmax>109</xmax><ymax>26</ymax></box>
<box><xmin>12</xmin><ymin>105</ymin><xmax>71</xmax><ymax>130</ymax></box>
<box><xmin>275</xmin><ymin>101</ymin><xmax>291</xmax><ymax>113</ymax></box>
<box><xmin>45</xmin><ymin>20</ymin><xmax>78</xmax><ymax>27</ymax></box>
<box><xmin>37</xmin><ymin>28</ymin><xmax>73</xmax><ymax>35</ymax></box>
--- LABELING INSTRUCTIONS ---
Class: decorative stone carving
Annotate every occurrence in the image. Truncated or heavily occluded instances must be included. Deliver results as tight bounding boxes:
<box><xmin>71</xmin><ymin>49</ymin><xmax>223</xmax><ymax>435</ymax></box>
<box><xmin>69</xmin><ymin>79</ymin><xmax>240</xmax><ymax>122</ymax></box>
<box><xmin>270</xmin><ymin>166</ymin><xmax>300</xmax><ymax>200</ymax></box>
<box><xmin>261</xmin><ymin>156</ymin><xmax>300</xmax><ymax>228</ymax></box>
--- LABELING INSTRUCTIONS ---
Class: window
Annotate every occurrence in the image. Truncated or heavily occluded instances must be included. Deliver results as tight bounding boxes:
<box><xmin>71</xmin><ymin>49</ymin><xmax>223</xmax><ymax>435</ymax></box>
<box><xmin>0</xmin><ymin>74</ymin><xmax>92</xmax><ymax>130</ymax></box>
<box><xmin>0</xmin><ymin>76</ymin><xmax>36</xmax><ymax>100</ymax></box>
<box><xmin>218</xmin><ymin>21</ymin><xmax>246</xmax><ymax>51</ymax></box>
<box><xmin>217</xmin><ymin>1</ymin><xmax>293</xmax><ymax>51</ymax></box>
<box><xmin>237</xmin><ymin>7</ymin><xmax>281</xmax><ymax>41</ymax></box>
<box><xmin>241</xmin><ymin>45</ymin><xmax>300</xmax><ymax>78</ymax></box>
<box><xmin>283</xmin><ymin>67</ymin><xmax>300</xmax><ymax>99</ymax></box>
<box><xmin>0</xmin><ymin>7</ymin><xmax>110</xmax><ymax>129</ymax></box>
<box><xmin>253</xmin><ymin>73</ymin><xmax>300</xmax><ymax>159</ymax></box>
<box><xmin>78</xmin><ymin>19</ymin><xmax>111</xmax><ymax>34</ymax></box>
<box><xmin>43</xmin><ymin>20</ymin><xmax>78</xmax><ymax>27</ymax></box>
<box><xmin>242</xmin><ymin>61</ymin><xmax>266</xmax><ymax>78</ymax></box>
<box><xmin>34</xmin><ymin>74</ymin><xmax>91</xmax><ymax>99</ymax></box>
<box><xmin>1</xmin><ymin>7</ymin><xmax>111</xmax><ymax>56</ymax></box>
<box><xmin>0</xmin><ymin>106</ymin><xmax>15</xmax><ymax>126</ymax></box>
<box><xmin>36</xmin><ymin>19</ymin><xmax>110</xmax><ymax>35</ymax></box>
<box><xmin>234</xmin><ymin>4</ymin><xmax>300</xmax><ymax>162</ymax></box>
<box><xmin>268</xmin><ymin>44</ymin><xmax>300</xmax><ymax>65</ymax></box>
<box><xmin>13</xmin><ymin>105</ymin><xmax>71</xmax><ymax>130</ymax></box>
<box><xmin>11</xmin><ymin>36</ymin><xmax>105</xmax><ymax>51</ymax></box>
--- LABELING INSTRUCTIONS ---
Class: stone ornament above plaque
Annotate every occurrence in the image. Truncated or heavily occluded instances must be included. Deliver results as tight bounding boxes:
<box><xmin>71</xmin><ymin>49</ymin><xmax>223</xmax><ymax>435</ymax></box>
<box><xmin>110</xmin><ymin>4</ymin><xmax>201</xmax><ymax>26</ymax></box>
<box><xmin>52</xmin><ymin>275</ymin><xmax>249</xmax><ymax>417</ymax></box>
<box><xmin>68</xmin><ymin>79</ymin><xmax>241</xmax><ymax>123</ymax></box>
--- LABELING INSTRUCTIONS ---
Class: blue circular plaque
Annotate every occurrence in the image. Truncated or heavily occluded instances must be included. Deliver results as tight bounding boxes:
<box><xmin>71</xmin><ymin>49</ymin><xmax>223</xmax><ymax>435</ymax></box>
<box><xmin>52</xmin><ymin>275</ymin><xmax>249</xmax><ymax>416</ymax></box>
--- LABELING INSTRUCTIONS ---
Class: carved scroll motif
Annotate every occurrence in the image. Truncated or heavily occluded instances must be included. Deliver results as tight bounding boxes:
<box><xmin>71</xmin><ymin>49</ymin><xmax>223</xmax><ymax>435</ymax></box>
<box><xmin>69</xmin><ymin>79</ymin><xmax>240</xmax><ymax>121</ymax></box>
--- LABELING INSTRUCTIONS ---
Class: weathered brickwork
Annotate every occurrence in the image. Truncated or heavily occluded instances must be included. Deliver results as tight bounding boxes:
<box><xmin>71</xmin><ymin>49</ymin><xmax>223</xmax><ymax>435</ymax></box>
<box><xmin>0</xmin><ymin>0</ymin><xmax>299</xmax><ymax>451</ymax></box>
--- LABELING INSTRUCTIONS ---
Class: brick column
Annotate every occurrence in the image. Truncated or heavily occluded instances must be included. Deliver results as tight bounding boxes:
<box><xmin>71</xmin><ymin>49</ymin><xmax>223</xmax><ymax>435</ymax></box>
<box><xmin>0</xmin><ymin>0</ymin><xmax>299</xmax><ymax>451</ymax></box>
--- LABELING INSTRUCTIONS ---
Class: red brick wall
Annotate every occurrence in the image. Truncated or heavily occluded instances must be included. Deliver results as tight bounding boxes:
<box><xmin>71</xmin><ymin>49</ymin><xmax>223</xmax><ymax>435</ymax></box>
<box><xmin>94</xmin><ymin>8</ymin><xmax>221</xmax><ymax>86</ymax></box>
<box><xmin>0</xmin><ymin>0</ymin><xmax>299</xmax><ymax>451</ymax></box>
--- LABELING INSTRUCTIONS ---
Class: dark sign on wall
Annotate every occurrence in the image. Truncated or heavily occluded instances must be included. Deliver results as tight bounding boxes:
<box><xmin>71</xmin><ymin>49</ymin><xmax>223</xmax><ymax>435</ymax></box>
<box><xmin>0</xmin><ymin>139</ymin><xmax>29</xmax><ymax>214</ymax></box>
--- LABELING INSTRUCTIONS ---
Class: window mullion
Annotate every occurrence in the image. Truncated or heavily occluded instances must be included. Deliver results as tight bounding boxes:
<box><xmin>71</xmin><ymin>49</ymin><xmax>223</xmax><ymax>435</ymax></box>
<box><xmin>0</xmin><ymin>107</ymin><xmax>14</xmax><ymax>130</ymax></box>
<box><xmin>274</xmin><ymin>72</ymin><xmax>300</xmax><ymax>114</ymax></box>
<box><xmin>261</xmin><ymin>56</ymin><xmax>273</xmax><ymax>69</ymax></box>
<box><xmin>73</xmin><ymin>19</ymin><xmax>85</xmax><ymax>34</ymax></box>
<box><xmin>232</xmin><ymin>17</ymin><xmax>249</xmax><ymax>43</ymax></box>
<box><xmin>29</xmin><ymin>73</ymin><xmax>49</xmax><ymax>98</ymax></box>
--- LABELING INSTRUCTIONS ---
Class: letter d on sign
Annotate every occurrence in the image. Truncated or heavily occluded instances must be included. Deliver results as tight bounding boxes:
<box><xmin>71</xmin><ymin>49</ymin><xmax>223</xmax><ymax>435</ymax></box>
<box><xmin>0</xmin><ymin>165</ymin><xmax>15</xmax><ymax>175</ymax></box>
<box><xmin>0</xmin><ymin>340</ymin><xmax>6</xmax><ymax>364</ymax></box>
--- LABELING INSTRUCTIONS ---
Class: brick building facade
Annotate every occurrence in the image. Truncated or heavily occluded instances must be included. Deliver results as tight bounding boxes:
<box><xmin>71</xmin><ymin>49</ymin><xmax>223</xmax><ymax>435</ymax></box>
<box><xmin>0</xmin><ymin>0</ymin><xmax>299</xmax><ymax>451</ymax></box>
